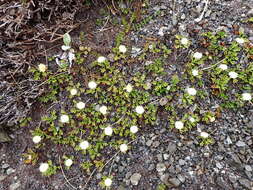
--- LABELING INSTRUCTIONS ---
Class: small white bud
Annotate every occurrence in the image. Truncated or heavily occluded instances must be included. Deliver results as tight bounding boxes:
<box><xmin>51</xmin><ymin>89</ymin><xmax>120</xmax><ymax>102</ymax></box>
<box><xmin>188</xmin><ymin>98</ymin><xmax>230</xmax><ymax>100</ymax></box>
<box><xmin>70</xmin><ymin>88</ymin><xmax>78</xmax><ymax>96</ymax></box>
<box><xmin>228</xmin><ymin>71</ymin><xmax>238</xmax><ymax>79</ymax></box>
<box><xmin>200</xmin><ymin>132</ymin><xmax>209</xmax><ymax>138</ymax></box>
<box><xmin>60</xmin><ymin>114</ymin><xmax>69</xmax><ymax>123</ymax></box>
<box><xmin>242</xmin><ymin>93</ymin><xmax>252</xmax><ymax>101</ymax></box>
<box><xmin>39</xmin><ymin>163</ymin><xmax>49</xmax><ymax>173</ymax></box>
<box><xmin>97</xmin><ymin>56</ymin><xmax>106</xmax><ymax>63</ymax></box>
<box><xmin>33</xmin><ymin>136</ymin><xmax>42</xmax><ymax>144</ymax></box>
<box><xmin>119</xmin><ymin>45</ymin><xmax>127</xmax><ymax>53</ymax></box>
<box><xmin>218</xmin><ymin>64</ymin><xmax>228</xmax><ymax>70</ymax></box>
<box><xmin>180</xmin><ymin>37</ymin><xmax>189</xmax><ymax>45</ymax></box>
<box><xmin>76</xmin><ymin>101</ymin><xmax>85</xmax><ymax>109</ymax></box>
<box><xmin>130</xmin><ymin>125</ymin><xmax>138</xmax><ymax>134</ymax></box>
<box><xmin>61</xmin><ymin>45</ymin><xmax>71</xmax><ymax>51</ymax></box>
<box><xmin>120</xmin><ymin>144</ymin><xmax>128</xmax><ymax>153</ymax></box>
<box><xmin>64</xmin><ymin>159</ymin><xmax>73</xmax><ymax>167</ymax></box>
<box><xmin>192</xmin><ymin>69</ymin><xmax>199</xmax><ymax>76</ymax></box>
<box><xmin>125</xmin><ymin>84</ymin><xmax>133</xmax><ymax>93</ymax></box>
<box><xmin>135</xmin><ymin>106</ymin><xmax>144</xmax><ymax>114</ymax></box>
<box><xmin>99</xmin><ymin>105</ymin><xmax>107</xmax><ymax>115</ymax></box>
<box><xmin>187</xmin><ymin>87</ymin><xmax>197</xmax><ymax>96</ymax></box>
<box><xmin>193</xmin><ymin>52</ymin><xmax>203</xmax><ymax>59</ymax></box>
<box><xmin>88</xmin><ymin>81</ymin><xmax>97</xmax><ymax>89</ymax></box>
<box><xmin>175</xmin><ymin>121</ymin><xmax>184</xmax><ymax>129</ymax></box>
<box><xmin>104</xmin><ymin>126</ymin><xmax>113</xmax><ymax>136</ymax></box>
<box><xmin>79</xmin><ymin>141</ymin><xmax>89</xmax><ymax>150</ymax></box>
<box><xmin>38</xmin><ymin>64</ymin><xmax>47</xmax><ymax>72</ymax></box>
<box><xmin>104</xmin><ymin>178</ymin><xmax>112</xmax><ymax>187</ymax></box>
<box><xmin>235</xmin><ymin>38</ymin><xmax>245</xmax><ymax>44</ymax></box>
<box><xmin>189</xmin><ymin>117</ymin><xmax>196</xmax><ymax>123</ymax></box>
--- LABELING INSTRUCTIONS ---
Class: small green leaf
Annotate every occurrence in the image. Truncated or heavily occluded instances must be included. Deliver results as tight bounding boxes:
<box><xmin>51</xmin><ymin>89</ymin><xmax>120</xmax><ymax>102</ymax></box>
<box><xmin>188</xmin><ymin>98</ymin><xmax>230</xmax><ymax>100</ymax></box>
<box><xmin>63</xmin><ymin>33</ymin><xmax>71</xmax><ymax>46</ymax></box>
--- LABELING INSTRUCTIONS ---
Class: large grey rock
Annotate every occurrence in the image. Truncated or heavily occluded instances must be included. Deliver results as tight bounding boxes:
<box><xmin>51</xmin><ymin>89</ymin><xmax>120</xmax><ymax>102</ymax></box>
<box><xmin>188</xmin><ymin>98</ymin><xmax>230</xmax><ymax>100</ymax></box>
<box><xmin>238</xmin><ymin>178</ymin><xmax>252</xmax><ymax>189</ymax></box>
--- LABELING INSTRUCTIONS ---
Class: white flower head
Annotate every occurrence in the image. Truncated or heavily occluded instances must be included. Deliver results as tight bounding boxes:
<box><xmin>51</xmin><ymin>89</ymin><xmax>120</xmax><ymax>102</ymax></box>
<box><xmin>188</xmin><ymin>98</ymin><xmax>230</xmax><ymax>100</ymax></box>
<box><xmin>180</xmin><ymin>37</ymin><xmax>189</xmax><ymax>45</ymax></box>
<box><xmin>125</xmin><ymin>84</ymin><xmax>133</xmax><ymax>93</ymax></box>
<box><xmin>242</xmin><ymin>93</ymin><xmax>252</xmax><ymax>101</ymax></box>
<box><xmin>175</xmin><ymin>121</ymin><xmax>184</xmax><ymax>130</ymax></box>
<box><xmin>120</xmin><ymin>144</ymin><xmax>128</xmax><ymax>153</ymax></box>
<box><xmin>189</xmin><ymin>117</ymin><xmax>196</xmax><ymax>123</ymax></box>
<box><xmin>70</xmin><ymin>88</ymin><xmax>78</xmax><ymax>96</ymax></box>
<box><xmin>210</xmin><ymin>117</ymin><xmax>215</xmax><ymax>122</ymax></box>
<box><xmin>104</xmin><ymin>178</ymin><xmax>112</xmax><ymax>187</ymax></box>
<box><xmin>60</xmin><ymin>114</ymin><xmax>69</xmax><ymax>123</ymax></box>
<box><xmin>64</xmin><ymin>159</ymin><xmax>73</xmax><ymax>167</ymax></box>
<box><xmin>38</xmin><ymin>64</ymin><xmax>47</xmax><ymax>72</ymax></box>
<box><xmin>193</xmin><ymin>52</ymin><xmax>203</xmax><ymax>59</ymax></box>
<box><xmin>76</xmin><ymin>101</ymin><xmax>85</xmax><ymax>109</ymax></box>
<box><xmin>61</xmin><ymin>45</ymin><xmax>71</xmax><ymax>51</ymax></box>
<box><xmin>200</xmin><ymin>132</ymin><xmax>209</xmax><ymax>138</ymax></box>
<box><xmin>104</xmin><ymin>126</ymin><xmax>113</xmax><ymax>136</ymax></box>
<box><xmin>79</xmin><ymin>141</ymin><xmax>89</xmax><ymax>150</ymax></box>
<box><xmin>33</xmin><ymin>136</ymin><xmax>42</xmax><ymax>144</ymax></box>
<box><xmin>229</xmin><ymin>71</ymin><xmax>238</xmax><ymax>79</ymax></box>
<box><xmin>192</xmin><ymin>69</ymin><xmax>199</xmax><ymax>76</ymax></box>
<box><xmin>130</xmin><ymin>125</ymin><xmax>138</xmax><ymax>134</ymax></box>
<box><xmin>235</xmin><ymin>38</ymin><xmax>245</xmax><ymax>44</ymax></box>
<box><xmin>119</xmin><ymin>45</ymin><xmax>127</xmax><ymax>53</ymax></box>
<box><xmin>187</xmin><ymin>87</ymin><xmax>197</xmax><ymax>96</ymax></box>
<box><xmin>135</xmin><ymin>106</ymin><xmax>145</xmax><ymax>114</ymax></box>
<box><xmin>39</xmin><ymin>163</ymin><xmax>49</xmax><ymax>173</ymax></box>
<box><xmin>97</xmin><ymin>56</ymin><xmax>106</xmax><ymax>63</ymax></box>
<box><xmin>99</xmin><ymin>105</ymin><xmax>107</xmax><ymax>115</ymax></box>
<box><xmin>88</xmin><ymin>81</ymin><xmax>97</xmax><ymax>89</ymax></box>
<box><xmin>218</xmin><ymin>64</ymin><xmax>228</xmax><ymax>70</ymax></box>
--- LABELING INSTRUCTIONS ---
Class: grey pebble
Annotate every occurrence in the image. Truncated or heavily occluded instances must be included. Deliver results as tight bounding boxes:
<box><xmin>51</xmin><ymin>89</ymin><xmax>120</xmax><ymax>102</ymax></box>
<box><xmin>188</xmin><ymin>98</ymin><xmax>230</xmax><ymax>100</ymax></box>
<box><xmin>2</xmin><ymin>163</ymin><xmax>9</xmax><ymax>169</ymax></box>
<box><xmin>245</xmin><ymin>165</ymin><xmax>252</xmax><ymax>172</ymax></box>
<box><xmin>130</xmin><ymin>173</ymin><xmax>142</xmax><ymax>186</ymax></box>
<box><xmin>6</xmin><ymin>168</ymin><xmax>15</xmax><ymax>175</ymax></box>
<box><xmin>146</xmin><ymin>140</ymin><xmax>153</xmax><ymax>147</ymax></box>
<box><xmin>236</xmin><ymin>141</ymin><xmax>246</xmax><ymax>147</ymax></box>
<box><xmin>169</xmin><ymin>178</ymin><xmax>181</xmax><ymax>187</ymax></box>
<box><xmin>238</xmin><ymin>178</ymin><xmax>252</xmax><ymax>189</ymax></box>
<box><xmin>9</xmin><ymin>181</ymin><xmax>21</xmax><ymax>190</ymax></box>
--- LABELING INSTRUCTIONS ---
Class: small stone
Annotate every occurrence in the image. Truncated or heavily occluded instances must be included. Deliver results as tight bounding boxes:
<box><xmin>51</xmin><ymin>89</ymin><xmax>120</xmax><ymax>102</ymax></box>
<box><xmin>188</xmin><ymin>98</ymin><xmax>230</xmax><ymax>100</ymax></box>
<box><xmin>236</xmin><ymin>141</ymin><xmax>246</xmax><ymax>147</ymax></box>
<box><xmin>0</xmin><ymin>175</ymin><xmax>6</xmax><ymax>181</ymax></box>
<box><xmin>181</xmin><ymin>13</ymin><xmax>186</xmax><ymax>20</ymax></box>
<box><xmin>216</xmin><ymin>162</ymin><xmax>223</xmax><ymax>169</ymax></box>
<box><xmin>156</xmin><ymin>163</ymin><xmax>166</xmax><ymax>173</ymax></box>
<box><xmin>163</xmin><ymin>154</ymin><xmax>170</xmax><ymax>160</ymax></box>
<box><xmin>177</xmin><ymin>174</ymin><xmax>185</xmax><ymax>183</ymax></box>
<box><xmin>238</xmin><ymin>178</ymin><xmax>252</xmax><ymax>189</ymax></box>
<box><xmin>157</xmin><ymin>154</ymin><xmax>163</xmax><ymax>162</ymax></box>
<box><xmin>9</xmin><ymin>181</ymin><xmax>21</xmax><ymax>190</ymax></box>
<box><xmin>130</xmin><ymin>173</ymin><xmax>142</xmax><ymax>186</ymax></box>
<box><xmin>169</xmin><ymin>178</ymin><xmax>181</xmax><ymax>187</ymax></box>
<box><xmin>226</xmin><ymin>136</ymin><xmax>232</xmax><ymax>144</ymax></box>
<box><xmin>2</xmin><ymin>163</ymin><xmax>9</xmax><ymax>169</ymax></box>
<box><xmin>159</xmin><ymin>97</ymin><xmax>168</xmax><ymax>106</ymax></box>
<box><xmin>146</xmin><ymin>140</ymin><xmax>153</xmax><ymax>147</ymax></box>
<box><xmin>6</xmin><ymin>168</ymin><xmax>15</xmax><ymax>175</ymax></box>
<box><xmin>153</xmin><ymin>141</ymin><xmax>160</xmax><ymax>147</ymax></box>
<box><xmin>245</xmin><ymin>165</ymin><xmax>252</xmax><ymax>172</ymax></box>
<box><xmin>178</xmin><ymin>159</ymin><xmax>186</xmax><ymax>166</ymax></box>
<box><xmin>167</xmin><ymin>143</ymin><xmax>177</xmax><ymax>153</ymax></box>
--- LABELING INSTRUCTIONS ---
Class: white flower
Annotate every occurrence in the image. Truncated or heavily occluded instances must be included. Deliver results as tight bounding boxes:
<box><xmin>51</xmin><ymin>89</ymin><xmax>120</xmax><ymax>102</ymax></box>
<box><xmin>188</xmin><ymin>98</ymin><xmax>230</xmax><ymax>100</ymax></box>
<box><xmin>38</xmin><ymin>64</ymin><xmax>47</xmax><ymax>72</ymax></box>
<box><xmin>120</xmin><ymin>144</ymin><xmax>128</xmax><ymax>153</ymax></box>
<box><xmin>130</xmin><ymin>125</ymin><xmax>138</xmax><ymax>134</ymax></box>
<box><xmin>228</xmin><ymin>71</ymin><xmax>238</xmax><ymax>79</ymax></box>
<box><xmin>33</xmin><ymin>136</ymin><xmax>42</xmax><ymax>144</ymax></box>
<box><xmin>88</xmin><ymin>81</ymin><xmax>97</xmax><ymax>89</ymax></box>
<box><xmin>242</xmin><ymin>93</ymin><xmax>252</xmax><ymax>101</ymax></box>
<box><xmin>76</xmin><ymin>101</ymin><xmax>85</xmax><ymax>109</ymax></box>
<box><xmin>192</xmin><ymin>69</ymin><xmax>199</xmax><ymax>76</ymax></box>
<box><xmin>61</xmin><ymin>45</ymin><xmax>71</xmax><ymax>51</ymax></box>
<box><xmin>180</xmin><ymin>37</ymin><xmax>189</xmax><ymax>45</ymax></box>
<box><xmin>119</xmin><ymin>45</ymin><xmax>127</xmax><ymax>53</ymax></box>
<box><xmin>60</xmin><ymin>114</ymin><xmax>69</xmax><ymax>123</ymax></box>
<box><xmin>70</xmin><ymin>88</ymin><xmax>78</xmax><ymax>96</ymax></box>
<box><xmin>39</xmin><ymin>163</ymin><xmax>49</xmax><ymax>173</ymax></box>
<box><xmin>193</xmin><ymin>52</ymin><xmax>203</xmax><ymax>59</ymax></box>
<box><xmin>189</xmin><ymin>117</ymin><xmax>195</xmax><ymax>123</ymax></box>
<box><xmin>175</xmin><ymin>121</ymin><xmax>184</xmax><ymax>129</ymax></box>
<box><xmin>104</xmin><ymin>126</ymin><xmax>113</xmax><ymax>136</ymax></box>
<box><xmin>97</xmin><ymin>56</ymin><xmax>106</xmax><ymax>63</ymax></box>
<box><xmin>218</xmin><ymin>64</ymin><xmax>228</xmax><ymax>70</ymax></box>
<box><xmin>135</xmin><ymin>106</ymin><xmax>144</xmax><ymax>114</ymax></box>
<box><xmin>64</xmin><ymin>159</ymin><xmax>73</xmax><ymax>167</ymax></box>
<box><xmin>187</xmin><ymin>87</ymin><xmax>197</xmax><ymax>96</ymax></box>
<box><xmin>200</xmin><ymin>132</ymin><xmax>209</xmax><ymax>138</ymax></box>
<box><xmin>99</xmin><ymin>105</ymin><xmax>107</xmax><ymax>115</ymax></box>
<box><xmin>79</xmin><ymin>141</ymin><xmax>89</xmax><ymax>150</ymax></box>
<box><xmin>104</xmin><ymin>178</ymin><xmax>112</xmax><ymax>187</ymax></box>
<box><xmin>235</xmin><ymin>38</ymin><xmax>245</xmax><ymax>44</ymax></box>
<box><xmin>125</xmin><ymin>84</ymin><xmax>133</xmax><ymax>93</ymax></box>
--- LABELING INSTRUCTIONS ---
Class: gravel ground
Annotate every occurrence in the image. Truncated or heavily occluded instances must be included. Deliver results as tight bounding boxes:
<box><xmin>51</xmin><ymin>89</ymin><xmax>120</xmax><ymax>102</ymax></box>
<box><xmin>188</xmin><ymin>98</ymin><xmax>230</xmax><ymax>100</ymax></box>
<box><xmin>0</xmin><ymin>0</ymin><xmax>253</xmax><ymax>189</ymax></box>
